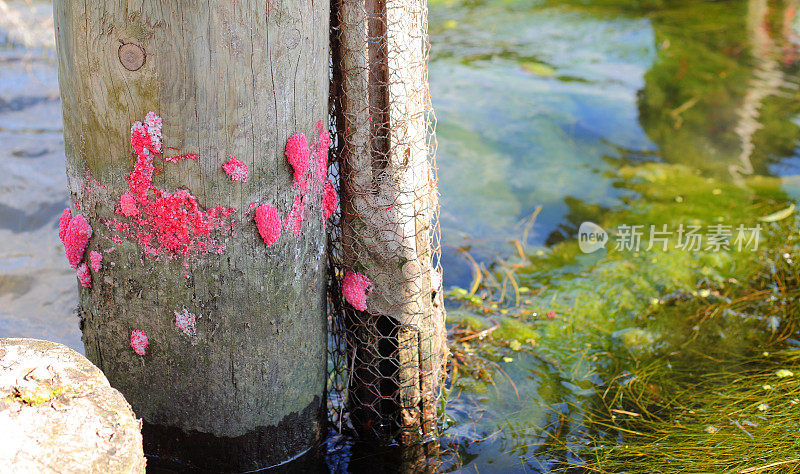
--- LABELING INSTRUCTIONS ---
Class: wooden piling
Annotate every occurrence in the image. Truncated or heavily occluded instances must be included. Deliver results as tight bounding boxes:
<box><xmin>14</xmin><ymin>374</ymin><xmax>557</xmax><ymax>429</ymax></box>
<box><xmin>53</xmin><ymin>1</ymin><xmax>329</xmax><ymax>469</ymax></box>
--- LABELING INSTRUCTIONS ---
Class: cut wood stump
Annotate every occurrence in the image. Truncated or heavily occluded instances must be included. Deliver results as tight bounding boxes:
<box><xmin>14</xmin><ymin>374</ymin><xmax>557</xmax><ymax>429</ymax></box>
<box><xmin>0</xmin><ymin>338</ymin><xmax>145</xmax><ymax>473</ymax></box>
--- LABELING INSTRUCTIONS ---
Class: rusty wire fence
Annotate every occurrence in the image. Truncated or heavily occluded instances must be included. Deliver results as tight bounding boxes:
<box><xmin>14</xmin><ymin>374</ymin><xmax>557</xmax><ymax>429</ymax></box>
<box><xmin>325</xmin><ymin>0</ymin><xmax>448</xmax><ymax>448</ymax></box>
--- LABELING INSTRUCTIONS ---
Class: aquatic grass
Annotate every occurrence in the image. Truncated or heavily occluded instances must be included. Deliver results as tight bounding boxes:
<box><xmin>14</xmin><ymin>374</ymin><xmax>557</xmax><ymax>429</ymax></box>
<box><xmin>441</xmin><ymin>162</ymin><xmax>800</xmax><ymax>471</ymax></box>
<box><xmin>576</xmin><ymin>348</ymin><xmax>800</xmax><ymax>473</ymax></box>
<box><xmin>566</xmin><ymin>217</ymin><xmax>800</xmax><ymax>472</ymax></box>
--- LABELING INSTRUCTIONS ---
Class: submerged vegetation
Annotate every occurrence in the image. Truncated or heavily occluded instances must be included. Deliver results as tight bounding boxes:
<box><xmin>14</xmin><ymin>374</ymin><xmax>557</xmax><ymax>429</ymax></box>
<box><xmin>441</xmin><ymin>162</ymin><xmax>800</xmax><ymax>471</ymax></box>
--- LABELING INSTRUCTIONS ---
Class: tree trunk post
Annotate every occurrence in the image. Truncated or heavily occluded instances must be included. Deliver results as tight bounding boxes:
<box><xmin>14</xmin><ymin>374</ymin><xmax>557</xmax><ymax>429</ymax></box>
<box><xmin>53</xmin><ymin>1</ymin><xmax>329</xmax><ymax>470</ymax></box>
<box><xmin>332</xmin><ymin>0</ymin><xmax>447</xmax><ymax>454</ymax></box>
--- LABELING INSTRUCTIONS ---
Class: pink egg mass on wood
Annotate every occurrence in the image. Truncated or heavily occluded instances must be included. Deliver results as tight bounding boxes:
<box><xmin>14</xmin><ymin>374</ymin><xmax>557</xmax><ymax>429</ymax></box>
<box><xmin>61</xmin><ymin>212</ymin><xmax>92</xmax><ymax>269</ymax></box>
<box><xmin>254</xmin><ymin>204</ymin><xmax>282</xmax><ymax>246</ymax></box>
<box><xmin>342</xmin><ymin>271</ymin><xmax>372</xmax><ymax>311</ymax></box>
<box><xmin>130</xmin><ymin>330</ymin><xmax>149</xmax><ymax>356</ymax></box>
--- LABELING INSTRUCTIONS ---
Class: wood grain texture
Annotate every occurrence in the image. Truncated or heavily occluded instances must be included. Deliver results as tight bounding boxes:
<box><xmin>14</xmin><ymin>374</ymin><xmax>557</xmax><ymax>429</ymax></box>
<box><xmin>53</xmin><ymin>0</ymin><xmax>328</xmax><ymax>467</ymax></box>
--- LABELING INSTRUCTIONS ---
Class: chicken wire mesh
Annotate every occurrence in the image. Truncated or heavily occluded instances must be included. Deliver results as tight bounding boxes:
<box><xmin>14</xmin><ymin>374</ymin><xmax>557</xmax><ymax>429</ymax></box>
<box><xmin>326</xmin><ymin>0</ymin><xmax>448</xmax><ymax>446</ymax></box>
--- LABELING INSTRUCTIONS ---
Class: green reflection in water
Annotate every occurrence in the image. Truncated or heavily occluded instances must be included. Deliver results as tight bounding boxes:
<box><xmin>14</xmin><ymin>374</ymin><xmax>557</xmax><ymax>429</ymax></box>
<box><xmin>635</xmin><ymin>0</ymin><xmax>800</xmax><ymax>178</ymax></box>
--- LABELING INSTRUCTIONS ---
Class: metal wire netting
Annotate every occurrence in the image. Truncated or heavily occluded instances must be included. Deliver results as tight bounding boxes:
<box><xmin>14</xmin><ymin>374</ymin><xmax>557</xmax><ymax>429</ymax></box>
<box><xmin>326</xmin><ymin>0</ymin><xmax>448</xmax><ymax>446</ymax></box>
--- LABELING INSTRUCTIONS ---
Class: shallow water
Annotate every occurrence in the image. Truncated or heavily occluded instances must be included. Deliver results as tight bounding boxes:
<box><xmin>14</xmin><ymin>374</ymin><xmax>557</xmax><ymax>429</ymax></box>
<box><xmin>431</xmin><ymin>0</ymin><xmax>800</xmax><ymax>471</ymax></box>
<box><xmin>433</xmin><ymin>0</ymin><xmax>800</xmax><ymax>285</ymax></box>
<box><xmin>0</xmin><ymin>2</ymin><xmax>79</xmax><ymax>351</ymax></box>
<box><xmin>3</xmin><ymin>0</ymin><xmax>800</xmax><ymax>472</ymax></box>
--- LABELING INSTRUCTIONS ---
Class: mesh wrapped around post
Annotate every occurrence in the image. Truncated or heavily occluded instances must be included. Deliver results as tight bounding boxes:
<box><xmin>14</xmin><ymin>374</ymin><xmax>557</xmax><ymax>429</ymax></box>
<box><xmin>328</xmin><ymin>0</ymin><xmax>448</xmax><ymax>450</ymax></box>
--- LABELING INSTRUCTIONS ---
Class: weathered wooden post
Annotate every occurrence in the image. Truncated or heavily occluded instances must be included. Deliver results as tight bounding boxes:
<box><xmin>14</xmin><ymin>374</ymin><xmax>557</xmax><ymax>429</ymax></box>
<box><xmin>331</xmin><ymin>0</ymin><xmax>447</xmax><ymax>458</ymax></box>
<box><xmin>53</xmin><ymin>1</ymin><xmax>329</xmax><ymax>470</ymax></box>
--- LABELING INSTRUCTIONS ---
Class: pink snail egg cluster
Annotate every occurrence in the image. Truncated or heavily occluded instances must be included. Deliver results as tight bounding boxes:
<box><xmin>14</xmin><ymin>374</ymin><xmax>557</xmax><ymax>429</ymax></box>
<box><xmin>90</xmin><ymin>250</ymin><xmax>103</xmax><ymax>272</ymax></box>
<box><xmin>262</xmin><ymin>125</ymin><xmax>332</xmax><ymax>244</ymax></box>
<box><xmin>76</xmin><ymin>263</ymin><xmax>91</xmax><ymax>288</ymax></box>
<box><xmin>144</xmin><ymin>111</ymin><xmax>163</xmax><ymax>154</ymax></box>
<box><xmin>285</xmin><ymin>195</ymin><xmax>305</xmax><ymax>236</ymax></box>
<box><xmin>130</xmin><ymin>122</ymin><xmax>152</xmax><ymax>159</ymax></box>
<box><xmin>118</xmin><ymin>193</ymin><xmax>139</xmax><ymax>217</ymax></box>
<box><xmin>254</xmin><ymin>204</ymin><xmax>282</xmax><ymax>246</ymax></box>
<box><xmin>163</xmin><ymin>153</ymin><xmax>198</xmax><ymax>163</ymax></box>
<box><xmin>109</xmin><ymin>112</ymin><xmax>235</xmax><ymax>262</ymax></box>
<box><xmin>130</xmin><ymin>329</ymin><xmax>149</xmax><ymax>356</ymax></box>
<box><xmin>59</xmin><ymin>208</ymin><xmax>96</xmax><ymax>288</ymax></box>
<box><xmin>59</xmin><ymin>211</ymin><xmax>92</xmax><ymax>269</ymax></box>
<box><xmin>285</xmin><ymin>133</ymin><xmax>310</xmax><ymax>193</ymax></box>
<box><xmin>222</xmin><ymin>156</ymin><xmax>249</xmax><ymax>183</ymax></box>
<box><xmin>58</xmin><ymin>208</ymin><xmax>71</xmax><ymax>243</ymax></box>
<box><xmin>126</xmin><ymin>144</ymin><xmax>154</xmax><ymax>201</ymax></box>
<box><xmin>322</xmin><ymin>181</ymin><xmax>338</xmax><ymax>220</ymax></box>
<box><xmin>174</xmin><ymin>308</ymin><xmax>197</xmax><ymax>337</ymax></box>
<box><xmin>342</xmin><ymin>271</ymin><xmax>372</xmax><ymax>311</ymax></box>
